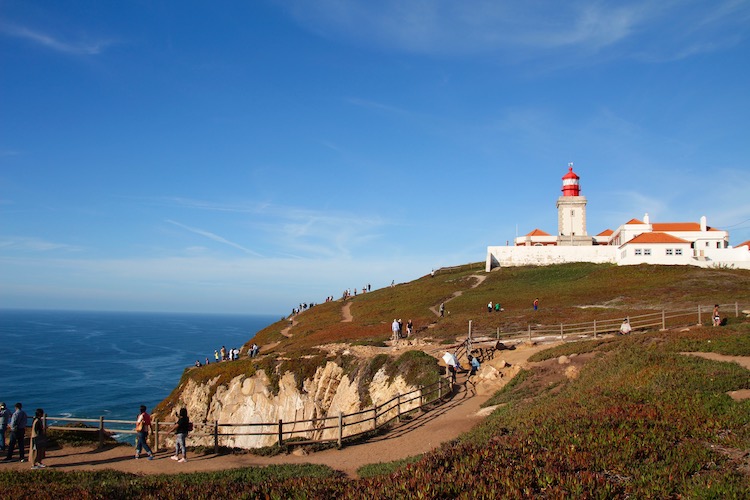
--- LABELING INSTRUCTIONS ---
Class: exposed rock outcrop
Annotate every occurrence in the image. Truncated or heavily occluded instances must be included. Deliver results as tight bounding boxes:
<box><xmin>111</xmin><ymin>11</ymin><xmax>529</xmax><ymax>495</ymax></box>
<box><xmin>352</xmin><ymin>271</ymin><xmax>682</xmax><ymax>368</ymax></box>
<box><xmin>160</xmin><ymin>360</ymin><xmax>423</xmax><ymax>449</ymax></box>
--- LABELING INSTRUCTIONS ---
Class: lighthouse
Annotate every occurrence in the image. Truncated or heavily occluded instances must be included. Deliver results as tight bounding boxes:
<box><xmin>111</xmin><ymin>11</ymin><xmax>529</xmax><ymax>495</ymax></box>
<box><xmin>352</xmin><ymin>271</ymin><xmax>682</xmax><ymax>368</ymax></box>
<box><xmin>561</xmin><ymin>165</ymin><xmax>580</xmax><ymax>197</ymax></box>
<box><xmin>556</xmin><ymin>163</ymin><xmax>591</xmax><ymax>246</ymax></box>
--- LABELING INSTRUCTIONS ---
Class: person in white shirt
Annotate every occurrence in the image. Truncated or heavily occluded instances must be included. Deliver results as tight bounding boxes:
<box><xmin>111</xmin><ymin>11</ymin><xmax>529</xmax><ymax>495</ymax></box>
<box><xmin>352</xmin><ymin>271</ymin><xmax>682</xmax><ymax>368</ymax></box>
<box><xmin>619</xmin><ymin>318</ymin><xmax>632</xmax><ymax>335</ymax></box>
<box><xmin>391</xmin><ymin>319</ymin><xmax>400</xmax><ymax>341</ymax></box>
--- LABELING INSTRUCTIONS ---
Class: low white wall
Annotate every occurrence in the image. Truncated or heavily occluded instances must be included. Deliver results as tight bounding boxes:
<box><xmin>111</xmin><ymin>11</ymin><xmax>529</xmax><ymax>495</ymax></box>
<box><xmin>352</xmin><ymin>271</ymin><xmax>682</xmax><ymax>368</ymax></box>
<box><xmin>486</xmin><ymin>244</ymin><xmax>750</xmax><ymax>271</ymax></box>
<box><xmin>486</xmin><ymin>246</ymin><xmax>617</xmax><ymax>271</ymax></box>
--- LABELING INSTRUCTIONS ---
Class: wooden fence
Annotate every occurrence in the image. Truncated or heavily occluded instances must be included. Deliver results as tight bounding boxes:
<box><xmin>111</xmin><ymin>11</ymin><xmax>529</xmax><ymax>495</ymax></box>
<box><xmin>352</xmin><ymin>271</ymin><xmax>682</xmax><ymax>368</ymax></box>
<box><xmin>43</xmin><ymin>377</ymin><xmax>453</xmax><ymax>452</ymax></box>
<box><xmin>456</xmin><ymin>302</ymin><xmax>746</xmax><ymax>361</ymax></box>
<box><xmin>43</xmin><ymin>301</ymin><xmax>747</xmax><ymax>451</ymax></box>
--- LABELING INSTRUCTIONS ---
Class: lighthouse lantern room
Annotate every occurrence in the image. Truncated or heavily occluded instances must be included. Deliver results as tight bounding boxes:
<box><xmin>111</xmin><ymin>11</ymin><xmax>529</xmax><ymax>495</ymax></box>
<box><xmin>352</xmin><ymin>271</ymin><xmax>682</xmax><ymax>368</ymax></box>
<box><xmin>561</xmin><ymin>164</ymin><xmax>581</xmax><ymax>197</ymax></box>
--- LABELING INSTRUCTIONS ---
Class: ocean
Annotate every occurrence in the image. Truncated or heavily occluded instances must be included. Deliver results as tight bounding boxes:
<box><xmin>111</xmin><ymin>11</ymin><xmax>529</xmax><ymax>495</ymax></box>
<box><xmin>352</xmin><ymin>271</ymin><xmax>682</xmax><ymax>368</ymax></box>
<box><xmin>0</xmin><ymin>309</ymin><xmax>278</xmax><ymax>439</ymax></box>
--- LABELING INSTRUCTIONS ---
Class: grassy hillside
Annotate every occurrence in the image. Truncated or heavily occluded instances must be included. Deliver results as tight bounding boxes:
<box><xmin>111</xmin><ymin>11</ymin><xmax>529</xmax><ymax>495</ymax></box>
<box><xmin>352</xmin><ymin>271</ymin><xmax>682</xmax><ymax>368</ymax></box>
<box><xmin>5</xmin><ymin>314</ymin><xmax>749</xmax><ymax>497</ymax></box>
<box><xmin>249</xmin><ymin>262</ymin><xmax>750</xmax><ymax>352</ymax></box>
<box><xmin>5</xmin><ymin>263</ymin><xmax>749</xmax><ymax>497</ymax></box>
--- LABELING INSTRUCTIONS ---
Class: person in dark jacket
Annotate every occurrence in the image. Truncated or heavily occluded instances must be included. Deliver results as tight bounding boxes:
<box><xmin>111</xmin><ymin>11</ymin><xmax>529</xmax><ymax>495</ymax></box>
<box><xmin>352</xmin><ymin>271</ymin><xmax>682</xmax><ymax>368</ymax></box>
<box><xmin>170</xmin><ymin>408</ymin><xmax>190</xmax><ymax>463</ymax></box>
<box><xmin>3</xmin><ymin>403</ymin><xmax>28</xmax><ymax>462</ymax></box>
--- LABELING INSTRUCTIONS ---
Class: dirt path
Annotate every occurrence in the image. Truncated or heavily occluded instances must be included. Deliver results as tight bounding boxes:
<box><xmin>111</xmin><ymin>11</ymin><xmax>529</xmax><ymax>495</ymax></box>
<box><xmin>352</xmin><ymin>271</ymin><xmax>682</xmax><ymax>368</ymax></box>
<box><xmin>279</xmin><ymin>317</ymin><xmax>295</xmax><ymax>337</ymax></box>
<box><xmin>341</xmin><ymin>301</ymin><xmax>353</xmax><ymax>322</ymax></box>
<box><xmin>1</xmin><ymin>343</ymin><xmax>548</xmax><ymax>478</ymax></box>
<box><xmin>429</xmin><ymin>274</ymin><xmax>487</xmax><ymax>317</ymax></box>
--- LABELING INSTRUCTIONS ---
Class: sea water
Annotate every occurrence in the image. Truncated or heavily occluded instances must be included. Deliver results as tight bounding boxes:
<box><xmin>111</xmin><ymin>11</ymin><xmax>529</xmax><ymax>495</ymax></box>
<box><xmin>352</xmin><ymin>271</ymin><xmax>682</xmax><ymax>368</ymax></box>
<box><xmin>0</xmin><ymin>309</ymin><xmax>278</xmax><ymax>439</ymax></box>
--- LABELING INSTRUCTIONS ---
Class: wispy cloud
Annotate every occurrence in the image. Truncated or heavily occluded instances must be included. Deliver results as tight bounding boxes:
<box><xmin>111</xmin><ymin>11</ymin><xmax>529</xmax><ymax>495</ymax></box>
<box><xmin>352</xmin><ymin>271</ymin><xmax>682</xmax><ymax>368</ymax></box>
<box><xmin>278</xmin><ymin>0</ymin><xmax>750</xmax><ymax>61</ymax></box>
<box><xmin>158</xmin><ymin>197</ymin><xmax>386</xmax><ymax>259</ymax></box>
<box><xmin>165</xmin><ymin>220</ymin><xmax>263</xmax><ymax>257</ymax></box>
<box><xmin>0</xmin><ymin>22</ymin><xmax>112</xmax><ymax>55</ymax></box>
<box><xmin>0</xmin><ymin>236</ymin><xmax>82</xmax><ymax>252</ymax></box>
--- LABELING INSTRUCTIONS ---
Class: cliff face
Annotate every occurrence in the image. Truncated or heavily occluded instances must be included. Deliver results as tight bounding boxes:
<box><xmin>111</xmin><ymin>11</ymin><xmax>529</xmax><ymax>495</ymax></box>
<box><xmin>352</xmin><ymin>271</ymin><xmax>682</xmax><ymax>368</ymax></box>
<box><xmin>164</xmin><ymin>360</ymin><xmax>421</xmax><ymax>449</ymax></box>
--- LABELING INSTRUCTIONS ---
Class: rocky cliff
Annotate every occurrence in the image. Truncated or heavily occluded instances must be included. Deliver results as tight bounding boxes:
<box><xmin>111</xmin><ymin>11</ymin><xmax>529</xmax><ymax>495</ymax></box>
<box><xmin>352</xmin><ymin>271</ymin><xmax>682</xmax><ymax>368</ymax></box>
<box><xmin>158</xmin><ymin>358</ymin><xmax>428</xmax><ymax>449</ymax></box>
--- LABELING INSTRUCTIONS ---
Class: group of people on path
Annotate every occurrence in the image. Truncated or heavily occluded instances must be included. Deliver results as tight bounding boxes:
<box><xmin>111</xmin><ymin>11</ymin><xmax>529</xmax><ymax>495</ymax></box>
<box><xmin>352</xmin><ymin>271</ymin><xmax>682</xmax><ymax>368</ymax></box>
<box><xmin>1</xmin><ymin>402</ymin><xmax>49</xmax><ymax>469</ymax></box>
<box><xmin>1</xmin><ymin>402</ymin><xmax>193</xmax><ymax>469</ymax></box>
<box><xmin>391</xmin><ymin>319</ymin><xmax>413</xmax><ymax>340</ymax></box>
<box><xmin>195</xmin><ymin>343</ymin><xmax>259</xmax><ymax>368</ymax></box>
<box><xmin>135</xmin><ymin>405</ymin><xmax>191</xmax><ymax>463</ymax></box>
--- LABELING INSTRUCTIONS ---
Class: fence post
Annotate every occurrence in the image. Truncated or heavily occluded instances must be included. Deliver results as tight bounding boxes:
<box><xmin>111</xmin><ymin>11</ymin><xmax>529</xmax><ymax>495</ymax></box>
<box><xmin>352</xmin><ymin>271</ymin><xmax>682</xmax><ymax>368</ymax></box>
<box><xmin>99</xmin><ymin>416</ymin><xmax>105</xmax><ymax>448</ymax></box>
<box><xmin>698</xmin><ymin>305</ymin><xmax>702</xmax><ymax>325</ymax></box>
<box><xmin>662</xmin><ymin>310</ymin><xmax>666</xmax><ymax>330</ymax></box>
<box><xmin>278</xmin><ymin>419</ymin><xmax>283</xmax><ymax>447</ymax></box>
<box><xmin>154</xmin><ymin>418</ymin><xmax>159</xmax><ymax>451</ymax></box>
<box><xmin>560</xmin><ymin>323</ymin><xmax>564</xmax><ymax>341</ymax></box>
<box><xmin>497</xmin><ymin>327</ymin><xmax>499</xmax><ymax>340</ymax></box>
<box><xmin>213</xmin><ymin>421</ymin><xmax>219</xmax><ymax>454</ymax></box>
<box><xmin>373</xmin><ymin>406</ymin><xmax>378</xmax><ymax>431</ymax></box>
<box><xmin>338</xmin><ymin>412</ymin><xmax>343</xmax><ymax>449</ymax></box>
<box><xmin>593</xmin><ymin>319</ymin><xmax>597</xmax><ymax>338</ymax></box>
<box><xmin>438</xmin><ymin>378</ymin><xmax>442</xmax><ymax>400</ymax></box>
<box><xmin>419</xmin><ymin>385</ymin><xmax>424</xmax><ymax>409</ymax></box>
<box><xmin>468</xmin><ymin>320</ymin><xmax>472</xmax><ymax>355</ymax></box>
<box><xmin>397</xmin><ymin>395</ymin><xmax>402</xmax><ymax>423</ymax></box>
<box><xmin>736</xmin><ymin>301</ymin><xmax>739</xmax><ymax>317</ymax></box>
<box><xmin>528</xmin><ymin>324</ymin><xmax>531</xmax><ymax>341</ymax></box>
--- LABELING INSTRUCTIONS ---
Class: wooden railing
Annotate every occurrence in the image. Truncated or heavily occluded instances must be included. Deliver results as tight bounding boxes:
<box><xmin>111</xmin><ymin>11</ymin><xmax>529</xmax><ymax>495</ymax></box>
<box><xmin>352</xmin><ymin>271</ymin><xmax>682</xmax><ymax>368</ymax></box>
<box><xmin>43</xmin><ymin>377</ymin><xmax>454</xmax><ymax>452</ymax></box>
<box><xmin>44</xmin><ymin>302</ymin><xmax>747</xmax><ymax>451</ymax></box>
<box><xmin>463</xmin><ymin>302</ymin><xmax>745</xmax><ymax>347</ymax></box>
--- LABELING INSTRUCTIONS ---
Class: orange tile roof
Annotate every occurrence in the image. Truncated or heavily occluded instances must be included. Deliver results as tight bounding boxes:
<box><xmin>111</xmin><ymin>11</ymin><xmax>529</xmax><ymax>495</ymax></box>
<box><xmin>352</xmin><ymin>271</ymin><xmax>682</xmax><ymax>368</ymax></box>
<box><xmin>652</xmin><ymin>222</ymin><xmax>719</xmax><ymax>232</ymax></box>
<box><xmin>737</xmin><ymin>240</ymin><xmax>750</xmax><ymax>248</ymax></box>
<box><xmin>526</xmin><ymin>228</ymin><xmax>552</xmax><ymax>236</ymax></box>
<box><xmin>624</xmin><ymin>218</ymin><xmax>644</xmax><ymax>225</ymax></box>
<box><xmin>597</xmin><ymin>229</ymin><xmax>613</xmax><ymax>236</ymax></box>
<box><xmin>626</xmin><ymin>232</ymin><xmax>690</xmax><ymax>244</ymax></box>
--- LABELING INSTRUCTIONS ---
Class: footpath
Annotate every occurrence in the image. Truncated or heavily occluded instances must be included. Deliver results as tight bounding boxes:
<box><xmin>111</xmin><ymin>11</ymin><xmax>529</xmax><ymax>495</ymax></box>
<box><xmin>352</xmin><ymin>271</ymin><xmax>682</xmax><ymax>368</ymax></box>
<box><xmin>0</xmin><ymin>343</ymin><xmax>548</xmax><ymax>478</ymax></box>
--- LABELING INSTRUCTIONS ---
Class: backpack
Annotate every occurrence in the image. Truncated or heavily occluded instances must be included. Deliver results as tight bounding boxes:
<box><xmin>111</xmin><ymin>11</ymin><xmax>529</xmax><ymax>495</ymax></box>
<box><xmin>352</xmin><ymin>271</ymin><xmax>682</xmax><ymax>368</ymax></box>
<box><xmin>187</xmin><ymin>422</ymin><xmax>194</xmax><ymax>432</ymax></box>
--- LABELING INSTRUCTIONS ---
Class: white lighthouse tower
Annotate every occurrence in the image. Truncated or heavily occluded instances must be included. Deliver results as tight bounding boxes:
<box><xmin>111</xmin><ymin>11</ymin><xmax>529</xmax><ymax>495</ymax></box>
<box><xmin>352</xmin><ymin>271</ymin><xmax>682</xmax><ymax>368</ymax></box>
<box><xmin>556</xmin><ymin>163</ymin><xmax>591</xmax><ymax>246</ymax></box>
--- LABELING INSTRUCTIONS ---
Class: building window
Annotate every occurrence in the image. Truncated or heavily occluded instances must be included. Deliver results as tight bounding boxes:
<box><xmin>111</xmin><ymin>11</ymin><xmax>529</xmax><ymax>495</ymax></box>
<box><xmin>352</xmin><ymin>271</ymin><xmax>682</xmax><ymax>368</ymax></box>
<box><xmin>676</xmin><ymin>248</ymin><xmax>683</xmax><ymax>255</ymax></box>
<box><xmin>644</xmin><ymin>249</ymin><xmax>651</xmax><ymax>256</ymax></box>
<box><xmin>635</xmin><ymin>249</ymin><xmax>642</xmax><ymax>256</ymax></box>
<box><xmin>666</xmin><ymin>249</ymin><xmax>673</xmax><ymax>256</ymax></box>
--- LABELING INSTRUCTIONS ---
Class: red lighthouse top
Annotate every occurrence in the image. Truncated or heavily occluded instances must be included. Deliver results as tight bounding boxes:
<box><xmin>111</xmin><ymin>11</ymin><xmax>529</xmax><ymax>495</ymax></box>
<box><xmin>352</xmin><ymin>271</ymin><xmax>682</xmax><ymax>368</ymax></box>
<box><xmin>561</xmin><ymin>163</ymin><xmax>580</xmax><ymax>197</ymax></box>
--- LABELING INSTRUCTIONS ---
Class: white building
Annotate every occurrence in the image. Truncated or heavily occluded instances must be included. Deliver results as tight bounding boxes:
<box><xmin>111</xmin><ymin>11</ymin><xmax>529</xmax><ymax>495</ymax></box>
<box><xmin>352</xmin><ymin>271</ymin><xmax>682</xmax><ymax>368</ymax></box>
<box><xmin>487</xmin><ymin>165</ymin><xmax>750</xmax><ymax>270</ymax></box>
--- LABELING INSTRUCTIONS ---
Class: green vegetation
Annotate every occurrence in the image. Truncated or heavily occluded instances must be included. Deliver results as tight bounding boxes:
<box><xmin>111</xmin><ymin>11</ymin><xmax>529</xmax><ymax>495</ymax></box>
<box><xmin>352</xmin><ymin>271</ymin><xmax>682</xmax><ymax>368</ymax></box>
<box><xmin>248</xmin><ymin>263</ymin><xmax>750</xmax><ymax>351</ymax></box>
<box><xmin>9</xmin><ymin>263</ymin><xmax>748</xmax><ymax>497</ymax></box>
<box><xmin>0</xmin><ymin>464</ymin><xmax>342</xmax><ymax>498</ymax></box>
<box><xmin>8</xmin><ymin>325</ymin><xmax>748</xmax><ymax>497</ymax></box>
<box><xmin>357</xmin><ymin>454</ymin><xmax>423</xmax><ymax>478</ymax></box>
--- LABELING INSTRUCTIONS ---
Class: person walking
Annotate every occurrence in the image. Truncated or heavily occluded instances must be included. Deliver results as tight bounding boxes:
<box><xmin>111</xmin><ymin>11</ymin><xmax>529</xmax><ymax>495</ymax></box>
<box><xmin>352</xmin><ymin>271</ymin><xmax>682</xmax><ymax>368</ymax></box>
<box><xmin>170</xmin><ymin>408</ymin><xmax>190</xmax><ymax>463</ymax></box>
<box><xmin>3</xmin><ymin>402</ymin><xmax>28</xmax><ymax>462</ymax></box>
<box><xmin>468</xmin><ymin>355</ymin><xmax>481</xmax><ymax>378</ymax></box>
<box><xmin>30</xmin><ymin>408</ymin><xmax>47</xmax><ymax>469</ymax></box>
<box><xmin>0</xmin><ymin>402</ymin><xmax>11</xmax><ymax>452</ymax></box>
<box><xmin>439</xmin><ymin>303</ymin><xmax>445</xmax><ymax>317</ymax></box>
<box><xmin>533</xmin><ymin>298</ymin><xmax>539</xmax><ymax>311</ymax></box>
<box><xmin>391</xmin><ymin>319</ymin><xmax>400</xmax><ymax>341</ymax></box>
<box><xmin>134</xmin><ymin>405</ymin><xmax>154</xmax><ymax>460</ymax></box>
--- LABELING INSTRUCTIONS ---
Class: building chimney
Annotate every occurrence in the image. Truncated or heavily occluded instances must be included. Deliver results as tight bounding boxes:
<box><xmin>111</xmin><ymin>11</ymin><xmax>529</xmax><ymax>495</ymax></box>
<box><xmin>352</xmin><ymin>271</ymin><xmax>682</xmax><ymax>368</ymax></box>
<box><xmin>700</xmin><ymin>216</ymin><xmax>707</xmax><ymax>231</ymax></box>
<box><xmin>643</xmin><ymin>213</ymin><xmax>650</xmax><ymax>224</ymax></box>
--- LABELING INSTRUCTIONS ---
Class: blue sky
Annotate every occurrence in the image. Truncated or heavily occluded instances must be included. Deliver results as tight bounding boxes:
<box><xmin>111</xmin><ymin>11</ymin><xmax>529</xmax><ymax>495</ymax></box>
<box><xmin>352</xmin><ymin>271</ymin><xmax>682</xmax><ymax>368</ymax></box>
<box><xmin>2</xmin><ymin>1</ymin><xmax>749</xmax><ymax>315</ymax></box>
